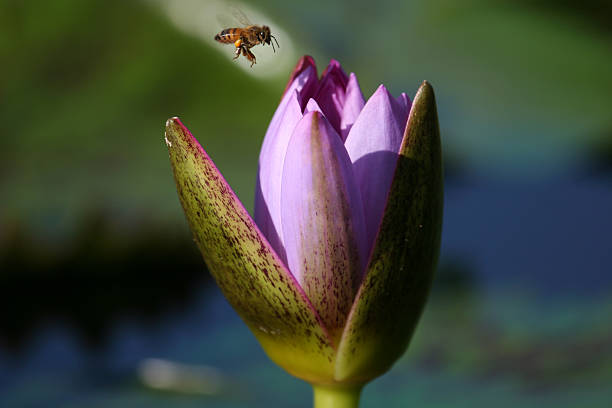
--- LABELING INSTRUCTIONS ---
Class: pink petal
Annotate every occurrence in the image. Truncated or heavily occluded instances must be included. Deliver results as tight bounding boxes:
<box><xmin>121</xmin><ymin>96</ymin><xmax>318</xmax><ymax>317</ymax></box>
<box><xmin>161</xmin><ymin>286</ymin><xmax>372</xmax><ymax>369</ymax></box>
<box><xmin>396</xmin><ymin>92</ymin><xmax>412</xmax><ymax>118</ymax></box>
<box><xmin>313</xmin><ymin>59</ymin><xmax>349</xmax><ymax>135</ymax></box>
<box><xmin>340</xmin><ymin>73</ymin><xmax>365</xmax><ymax>141</ymax></box>
<box><xmin>281</xmin><ymin>111</ymin><xmax>368</xmax><ymax>339</ymax></box>
<box><xmin>283</xmin><ymin>55</ymin><xmax>319</xmax><ymax>108</ymax></box>
<box><xmin>255</xmin><ymin>75</ymin><xmax>312</xmax><ymax>262</ymax></box>
<box><xmin>304</xmin><ymin>97</ymin><xmax>323</xmax><ymax>115</ymax></box>
<box><xmin>344</xmin><ymin>85</ymin><xmax>409</xmax><ymax>255</ymax></box>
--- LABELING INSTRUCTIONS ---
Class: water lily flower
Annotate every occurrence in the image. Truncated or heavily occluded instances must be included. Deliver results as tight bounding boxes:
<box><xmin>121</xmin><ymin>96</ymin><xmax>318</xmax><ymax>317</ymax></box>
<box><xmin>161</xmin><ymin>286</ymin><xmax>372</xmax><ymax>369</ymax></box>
<box><xmin>165</xmin><ymin>56</ymin><xmax>442</xmax><ymax>407</ymax></box>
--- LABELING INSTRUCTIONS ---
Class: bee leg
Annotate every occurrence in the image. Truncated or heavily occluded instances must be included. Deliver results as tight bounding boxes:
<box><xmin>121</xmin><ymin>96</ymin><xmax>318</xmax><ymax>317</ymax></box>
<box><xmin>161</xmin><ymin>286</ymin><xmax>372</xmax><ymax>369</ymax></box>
<box><xmin>233</xmin><ymin>38</ymin><xmax>248</xmax><ymax>61</ymax></box>
<box><xmin>247</xmin><ymin>49</ymin><xmax>256</xmax><ymax>67</ymax></box>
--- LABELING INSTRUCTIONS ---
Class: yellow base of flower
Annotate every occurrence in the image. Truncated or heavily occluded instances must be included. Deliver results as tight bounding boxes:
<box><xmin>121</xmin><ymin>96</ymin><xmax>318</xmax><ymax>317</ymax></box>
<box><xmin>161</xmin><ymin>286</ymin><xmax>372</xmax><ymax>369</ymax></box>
<box><xmin>312</xmin><ymin>384</ymin><xmax>363</xmax><ymax>408</ymax></box>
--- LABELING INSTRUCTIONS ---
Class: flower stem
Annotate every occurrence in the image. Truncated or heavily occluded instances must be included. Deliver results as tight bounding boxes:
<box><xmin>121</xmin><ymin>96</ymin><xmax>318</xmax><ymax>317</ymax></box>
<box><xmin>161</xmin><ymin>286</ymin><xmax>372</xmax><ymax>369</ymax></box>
<box><xmin>312</xmin><ymin>384</ymin><xmax>363</xmax><ymax>408</ymax></box>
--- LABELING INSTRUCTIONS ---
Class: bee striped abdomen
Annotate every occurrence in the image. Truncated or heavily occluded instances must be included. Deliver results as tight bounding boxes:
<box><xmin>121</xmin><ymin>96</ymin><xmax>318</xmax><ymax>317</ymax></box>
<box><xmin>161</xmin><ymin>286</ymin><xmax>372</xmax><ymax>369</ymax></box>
<box><xmin>214</xmin><ymin>28</ymin><xmax>241</xmax><ymax>43</ymax></box>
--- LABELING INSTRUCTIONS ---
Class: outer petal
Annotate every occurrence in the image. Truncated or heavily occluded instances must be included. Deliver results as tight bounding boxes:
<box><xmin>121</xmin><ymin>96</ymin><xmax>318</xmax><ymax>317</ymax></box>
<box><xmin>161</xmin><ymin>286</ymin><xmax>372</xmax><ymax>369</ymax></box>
<box><xmin>313</xmin><ymin>60</ymin><xmax>349</xmax><ymax>135</ymax></box>
<box><xmin>339</xmin><ymin>73</ymin><xmax>365</xmax><ymax>141</ymax></box>
<box><xmin>281</xmin><ymin>112</ymin><xmax>368</xmax><ymax>342</ymax></box>
<box><xmin>335</xmin><ymin>82</ymin><xmax>443</xmax><ymax>382</ymax></box>
<box><xmin>255</xmin><ymin>89</ymin><xmax>304</xmax><ymax>263</ymax></box>
<box><xmin>165</xmin><ymin>118</ymin><xmax>336</xmax><ymax>383</ymax></box>
<box><xmin>344</xmin><ymin>85</ymin><xmax>409</xmax><ymax>255</ymax></box>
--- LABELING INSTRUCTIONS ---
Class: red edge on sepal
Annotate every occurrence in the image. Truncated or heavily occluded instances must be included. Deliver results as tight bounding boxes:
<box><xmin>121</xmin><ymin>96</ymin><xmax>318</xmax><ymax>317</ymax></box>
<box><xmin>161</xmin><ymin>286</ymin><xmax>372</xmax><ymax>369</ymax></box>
<box><xmin>165</xmin><ymin>116</ymin><xmax>337</xmax><ymax>349</ymax></box>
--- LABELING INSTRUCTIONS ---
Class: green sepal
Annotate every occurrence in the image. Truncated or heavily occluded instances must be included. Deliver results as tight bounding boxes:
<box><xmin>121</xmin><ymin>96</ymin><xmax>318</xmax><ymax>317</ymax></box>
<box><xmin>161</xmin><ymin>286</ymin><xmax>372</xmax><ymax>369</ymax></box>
<box><xmin>334</xmin><ymin>81</ymin><xmax>443</xmax><ymax>383</ymax></box>
<box><xmin>165</xmin><ymin>118</ymin><xmax>337</xmax><ymax>383</ymax></box>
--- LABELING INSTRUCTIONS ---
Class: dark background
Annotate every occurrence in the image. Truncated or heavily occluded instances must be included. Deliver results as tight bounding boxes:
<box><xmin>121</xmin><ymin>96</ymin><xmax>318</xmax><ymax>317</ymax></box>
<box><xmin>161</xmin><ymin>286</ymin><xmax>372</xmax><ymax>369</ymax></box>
<box><xmin>1</xmin><ymin>0</ymin><xmax>611</xmax><ymax>406</ymax></box>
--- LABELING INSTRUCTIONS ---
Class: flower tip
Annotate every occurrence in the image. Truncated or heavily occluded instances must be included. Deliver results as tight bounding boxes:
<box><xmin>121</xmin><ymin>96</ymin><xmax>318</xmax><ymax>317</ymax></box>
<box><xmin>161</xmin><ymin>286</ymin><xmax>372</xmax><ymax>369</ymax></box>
<box><xmin>291</xmin><ymin>55</ymin><xmax>317</xmax><ymax>78</ymax></box>
<box><xmin>328</xmin><ymin>59</ymin><xmax>341</xmax><ymax>68</ymax></box>
<box><xmin>164</xmin><ymin>117</ymin><xmax>181</xmax><ymax>147</ymax></box>
<box><xmin>412</xmin><ymin>81</ymin><xmax>437</xmax><ymax>115</ymax></box>
<box><xmin>283</xmin><ymin>55</ymin><xmax>318</xmax><ymax>99</ymax></box>
<box><xmin>416</xmin><ymin>81</ymin><xmax>435</xmax><ymax>99</ymax></box>
<box><xmin>299</xmin><ymin>55</ymin><xmax>316</xmax><ymax>68</ymax></box>
<box><xmin>322</xmin><ymin>59</ymin><xmax>346</xmax><ymax>77</ymax></box>
<box><xmin>367</xmin><ymin>84</ymin><xmax>396</xmax><ymax>107</ymax></box>
<box><xmin>164</xmin><ymin>117</ymin><xmax>194</xmax><ymax>150</ymax></box>
<box><xmin>165</xmin><ymin>116</ymin><xmax>180</xmax><ymax>128</ymax></box>
<box><xmin>373</xmin><ymin>83</ymin><xmax>389</xmax><ymax>95</ymax></box>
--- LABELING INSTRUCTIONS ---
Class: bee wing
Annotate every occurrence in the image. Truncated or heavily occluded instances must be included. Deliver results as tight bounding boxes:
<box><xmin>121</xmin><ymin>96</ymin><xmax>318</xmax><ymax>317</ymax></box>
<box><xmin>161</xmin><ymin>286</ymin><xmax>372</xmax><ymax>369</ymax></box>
<box><xmin>216</xmin><ymin>13</ymin><xmax>236</xmax><ymax>30</ymax></box>
<box><xmin>230</xmin><ymin>5</ymin><xmax>253</xmax><ymax>26</ymax></box>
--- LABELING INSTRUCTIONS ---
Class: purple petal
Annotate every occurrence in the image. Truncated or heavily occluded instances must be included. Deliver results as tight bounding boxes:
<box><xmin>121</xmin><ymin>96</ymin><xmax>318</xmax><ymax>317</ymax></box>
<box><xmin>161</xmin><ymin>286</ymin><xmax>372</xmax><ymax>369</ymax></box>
<box><xmin>303</xmin><ymin>97</ymin><xmax>323</xmax><ymax>115</ymax></box>
<box><xmin>281</xmin><ymin>111</ymin><xmax>367</xmax><ymax>338</ymax></box>
<box><xmin>282</xmin><ymin>55</ymin><xmax>319</xmax><ymax>106</ymax></box>
<box><xmin>313</xmin><ymin>59</ymin><xmax>349</xmax><ymax>135</ymax></box>
<box><xmin>295</xmin><ymin>70</ymin><xmax>319</xmax><ymax>110</ymax></box>
<box><xmin>255</xmin><ymin>87</ymin><xmax>306</xmax><ymax>263</ymax></box>
<box><xmin>334</xmin><ymin>81</ymin><xmax>443</xmax><ymax>382</ymax></box>
<box><xmin>396</xmin><ymin>92</ymin><xmax>412</xmax><ymax>118</ymax></box>
<box><xmin>344</xmin><ymin>85</ymin><xmax>409</xmax><ymax>255</ymax></box>
<box><xmin>340</xmin><ymin>73</ymin><xmax>365</xmax><ymax>141</ymax></box>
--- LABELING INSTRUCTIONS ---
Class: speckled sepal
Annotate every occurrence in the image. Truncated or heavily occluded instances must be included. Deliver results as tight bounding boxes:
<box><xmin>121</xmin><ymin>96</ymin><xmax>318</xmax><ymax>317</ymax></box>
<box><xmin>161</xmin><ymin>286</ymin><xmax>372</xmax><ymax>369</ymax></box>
<box><xmin>334</xmin><ymin>81</ymin><xmax>443</xmax><ymax>382</ymax></box>
<box><xmin>165</xmin><ymin>117</ymin><xmax>337</xmax><ymax>382</ymax></box>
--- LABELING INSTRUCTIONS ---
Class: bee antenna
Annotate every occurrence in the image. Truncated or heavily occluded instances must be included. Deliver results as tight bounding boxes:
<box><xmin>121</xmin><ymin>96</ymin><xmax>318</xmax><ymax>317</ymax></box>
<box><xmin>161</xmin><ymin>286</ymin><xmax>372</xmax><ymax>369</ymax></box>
<box><xmin>271</xmin><ymin>35</ymin><xmax>279</xmax><ymax>52</ymax></box>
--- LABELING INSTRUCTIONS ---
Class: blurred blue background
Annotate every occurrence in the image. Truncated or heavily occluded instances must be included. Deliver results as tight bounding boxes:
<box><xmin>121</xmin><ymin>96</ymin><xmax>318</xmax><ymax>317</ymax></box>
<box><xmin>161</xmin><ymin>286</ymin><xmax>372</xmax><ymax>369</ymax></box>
<box><xmin>1</xmin><ymin>0</ymin><xmax>611</xmax><ymax>406</ymax></box>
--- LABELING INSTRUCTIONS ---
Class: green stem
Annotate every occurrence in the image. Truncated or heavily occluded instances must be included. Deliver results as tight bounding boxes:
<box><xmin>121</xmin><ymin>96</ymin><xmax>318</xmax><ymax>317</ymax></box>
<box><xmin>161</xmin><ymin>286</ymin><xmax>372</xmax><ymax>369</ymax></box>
<box><xmin>312</xmin><ymin>384</ymin><xmax>363</xmax><ymax>408</ymax></box>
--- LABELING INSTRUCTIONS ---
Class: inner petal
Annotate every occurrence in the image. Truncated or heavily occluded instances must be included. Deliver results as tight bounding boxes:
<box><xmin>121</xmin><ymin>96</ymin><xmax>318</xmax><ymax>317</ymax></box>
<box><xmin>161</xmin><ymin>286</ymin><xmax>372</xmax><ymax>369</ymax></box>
<box><xmin>281</xmin><ymin>111</ymin><xmax>368</xmax><ymax>338</ymax></box>
<box><xmin>312</xmin><ymin>60</ymin><xmax>349</xmax><ymax>136</ymax></box>
<box><xmin>340</xmin><ymin>73</ymin><xmax>365</xmax><ymax>141</ymax></box>
<box><xmin>344</xmin><ymin>85</ymin><xmax>409</xmax><ymax>255</ymax></box>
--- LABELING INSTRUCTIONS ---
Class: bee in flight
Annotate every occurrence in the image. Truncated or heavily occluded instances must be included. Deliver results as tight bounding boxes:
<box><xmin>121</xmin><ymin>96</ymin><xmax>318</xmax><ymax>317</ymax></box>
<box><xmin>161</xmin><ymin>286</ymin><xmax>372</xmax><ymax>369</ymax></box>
<box><xmin>214</xmin><ymin>9</ymin><xmax>279</xmax><ymax>67</ymax></box>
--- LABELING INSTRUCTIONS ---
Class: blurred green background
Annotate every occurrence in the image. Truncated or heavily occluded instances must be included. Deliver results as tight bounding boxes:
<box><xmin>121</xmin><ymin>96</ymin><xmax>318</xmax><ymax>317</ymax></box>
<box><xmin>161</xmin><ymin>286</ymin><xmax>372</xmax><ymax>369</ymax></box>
<box><xmin>1</xmin><ymin>0</ymin><xmax>611</xmax><ymax>407</ymax></box>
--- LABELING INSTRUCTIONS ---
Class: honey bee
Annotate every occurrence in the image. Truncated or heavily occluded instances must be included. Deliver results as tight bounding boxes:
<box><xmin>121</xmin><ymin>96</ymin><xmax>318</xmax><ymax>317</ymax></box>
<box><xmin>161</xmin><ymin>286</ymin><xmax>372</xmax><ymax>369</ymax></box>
<box><xmin>214</xmin><ymin>9</ymin><xmax>279</xmax><ymax>67</ymax></box>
